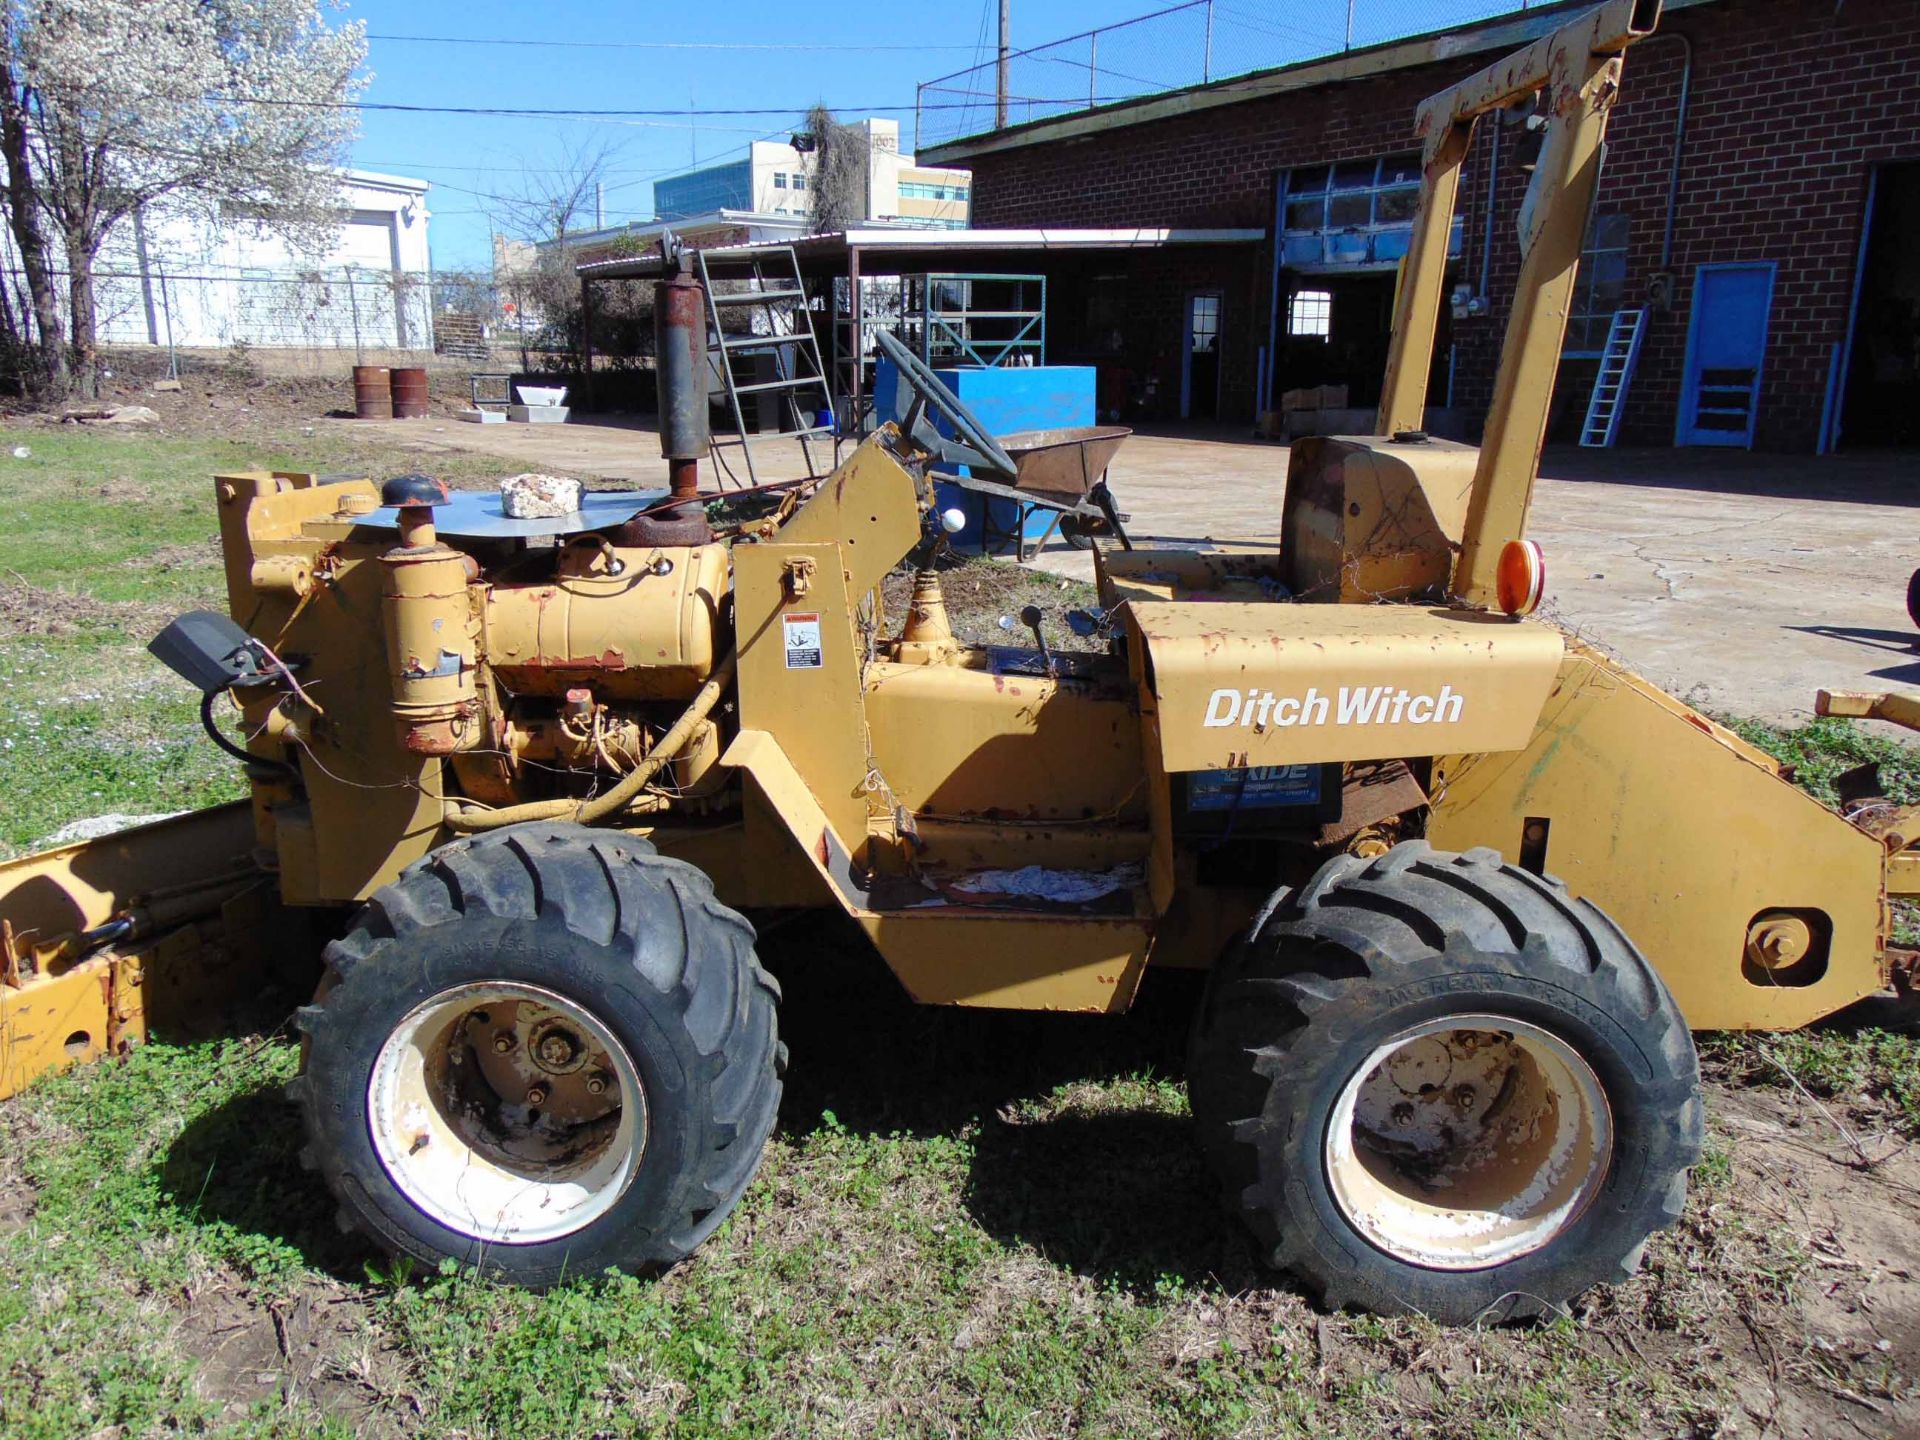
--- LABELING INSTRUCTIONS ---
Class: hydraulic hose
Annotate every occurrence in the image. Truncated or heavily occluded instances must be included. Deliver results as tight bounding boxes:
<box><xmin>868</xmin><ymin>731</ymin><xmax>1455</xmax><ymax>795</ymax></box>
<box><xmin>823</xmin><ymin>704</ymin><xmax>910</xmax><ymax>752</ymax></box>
<box><xmin>202</xmin><ymin>689</ymin><xmax>292</xmax><ymax>773</ymax></box>
<box><xmin>443</xmin><ymin>650</ymin><xmax>737</xmax><ymax>833</ymax></box>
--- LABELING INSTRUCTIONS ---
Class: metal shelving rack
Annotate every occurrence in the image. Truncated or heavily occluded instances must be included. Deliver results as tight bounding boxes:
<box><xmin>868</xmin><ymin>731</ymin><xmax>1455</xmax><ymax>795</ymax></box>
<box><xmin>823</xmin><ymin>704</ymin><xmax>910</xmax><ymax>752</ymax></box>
<box><xmin>831</xmin><ymin>272</ymin><xmax>1047</xmax><ymax>434</ymax></box>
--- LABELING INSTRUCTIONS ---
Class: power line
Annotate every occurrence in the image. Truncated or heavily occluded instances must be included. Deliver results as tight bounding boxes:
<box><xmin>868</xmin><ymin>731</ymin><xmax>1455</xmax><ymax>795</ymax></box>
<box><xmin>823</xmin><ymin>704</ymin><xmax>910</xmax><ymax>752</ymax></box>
<box><xmin>226</xmin><ymin>95</ymin><xmax>1028</xmax><ymax>119</ymax></box>
<box><xmin>368</xmin><ymin>31</ymin><xmax>978</xmax><ymax>53</ymax></box>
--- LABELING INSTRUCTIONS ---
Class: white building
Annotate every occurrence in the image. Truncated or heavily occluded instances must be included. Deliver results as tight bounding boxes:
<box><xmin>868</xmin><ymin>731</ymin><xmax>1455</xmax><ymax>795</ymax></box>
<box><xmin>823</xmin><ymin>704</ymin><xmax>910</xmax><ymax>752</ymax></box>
<box><xmin>655</xmin><ymin>120</ymin><xmax>970</xmax><ymax>230</ymax></box>
<box><xmin>538</xmin><ymin>119</ymin><xmax>972</xmax><ymax>266</ymax></box>
<box><xmin>89</xmin><ymin>169</ymin><xmax>435</xmax><ymax>351</ymax></box>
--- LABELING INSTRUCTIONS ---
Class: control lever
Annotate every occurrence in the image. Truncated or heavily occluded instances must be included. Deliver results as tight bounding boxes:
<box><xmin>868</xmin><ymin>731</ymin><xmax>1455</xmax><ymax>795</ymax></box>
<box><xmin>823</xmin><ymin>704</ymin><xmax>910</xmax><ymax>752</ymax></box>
<box><xmin>910</xmin><ymin>505</ymin><xmax>969</xmax><ymax>570</ymax></box>
<box><xmin>998</xmin><ymin>604</ymin><xmax>1056</xmax><ymax>676</ymax></box>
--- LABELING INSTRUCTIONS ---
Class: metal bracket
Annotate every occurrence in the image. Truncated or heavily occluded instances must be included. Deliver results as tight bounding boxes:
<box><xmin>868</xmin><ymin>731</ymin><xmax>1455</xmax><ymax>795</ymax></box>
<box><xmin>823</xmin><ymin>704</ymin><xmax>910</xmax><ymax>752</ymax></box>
<box><xmin>782</xmin><ymin>555</ymin><xmax>817</xmax><ymax>600</ymax></box>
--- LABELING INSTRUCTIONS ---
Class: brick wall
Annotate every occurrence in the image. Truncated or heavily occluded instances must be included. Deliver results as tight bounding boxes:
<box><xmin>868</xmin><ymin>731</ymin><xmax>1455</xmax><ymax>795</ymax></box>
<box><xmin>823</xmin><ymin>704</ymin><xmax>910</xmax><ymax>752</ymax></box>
<box><xmin>959</xmin><ymin>0</ymin><xmax>1920</xmax><ymax>452</ymax></box>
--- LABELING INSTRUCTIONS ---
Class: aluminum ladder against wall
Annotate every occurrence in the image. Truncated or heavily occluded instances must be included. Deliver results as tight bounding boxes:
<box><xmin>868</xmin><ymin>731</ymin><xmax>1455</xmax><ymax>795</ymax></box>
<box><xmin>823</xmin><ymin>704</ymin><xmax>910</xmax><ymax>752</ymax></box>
<box><xmin>696</xmin><ymin>246</ymin><xmax>835</xmax><ymax>487</ymax></box>
<box><xmin>1580</xmin><ymin>307</ymin><xmax>1648</xmax><ymax>449</ymax></box>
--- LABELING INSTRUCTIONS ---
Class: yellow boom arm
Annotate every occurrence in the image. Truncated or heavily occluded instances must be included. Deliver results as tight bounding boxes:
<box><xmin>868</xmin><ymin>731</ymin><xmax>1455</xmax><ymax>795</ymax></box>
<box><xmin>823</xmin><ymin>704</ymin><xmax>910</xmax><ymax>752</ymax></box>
<box><xmin>1375</xmin><ymin>0</ymin><xmax>1662</xmax><ymax>606</ymax></box>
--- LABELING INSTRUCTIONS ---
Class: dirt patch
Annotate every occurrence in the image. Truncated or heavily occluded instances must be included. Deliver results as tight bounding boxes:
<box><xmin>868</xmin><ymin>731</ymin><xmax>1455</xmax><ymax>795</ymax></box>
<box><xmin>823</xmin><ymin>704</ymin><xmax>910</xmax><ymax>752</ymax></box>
<box><xmin>173</xmin><ymin>1274</ymin><xmax>412</xmax><ymax>1435</ymax></box>
<box><xmin>3</xmin><ymin>349</ymin><xmax>490</xmax><ymax>443</ymax></box>
<box><xmin>131</xmin><ymin>540</ymin><xmax>223</xmax><ymax>576</ymax></box>
<box><xmin>1683</xmin><ymin>1083</ymin><xmax>1918</xmax><ymax>1433</ymax></box>
<box><xmin>0</xmin><ymin>581</ymin><xmax>176</xmax><ymax>639</ymax></box>
<box><xmin>881</xmin><ymin>555</ymin><xmax>1103</xmax><ymax>652</ymax></box>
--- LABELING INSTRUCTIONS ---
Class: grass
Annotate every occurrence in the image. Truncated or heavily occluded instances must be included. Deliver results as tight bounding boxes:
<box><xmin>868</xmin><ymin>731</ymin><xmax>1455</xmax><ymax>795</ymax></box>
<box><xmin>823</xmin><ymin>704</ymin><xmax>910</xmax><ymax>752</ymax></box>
<box><xmin>0</xmin><ymin>1001</ymin><xmax>1739</xmax><ymax>1440</ymax></box>
<box><xmin>0</xmin><ymin>421</ymin><xmax>1914</xmax><ymax>1437</ymax></box>
<box><xmin>1725</xmin><ymin>714</ymin><xmax>1920</xmax><ymax>809</ymax></box>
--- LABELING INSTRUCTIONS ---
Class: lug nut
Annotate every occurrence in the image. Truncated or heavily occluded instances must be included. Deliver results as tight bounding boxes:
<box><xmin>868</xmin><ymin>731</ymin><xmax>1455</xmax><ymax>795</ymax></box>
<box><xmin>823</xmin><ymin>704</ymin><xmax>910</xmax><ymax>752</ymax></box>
<box><xmin>525</xmin><ymin>1085</ymin><xmax>548</xmax><ymax>1106</ymax></box>
<box><xmin>1390</xmin><ymin>1102</ymin><xmax>1415</xmax><ymax>1126</ymax></box>
<box><xmin>585</xmin><ymin>1072</ymin><xmax>608</xmax><ymax>1096</ymax></box>
<box><xmin>1452</xmin><ymin>1084</ymin><xmax>1477</xmax><ymax>1108</ymax></box>
<box><xmin>493</xmin><ymin>1032</ymin><xmax>515</xmax><ymax>1054</ymax></box>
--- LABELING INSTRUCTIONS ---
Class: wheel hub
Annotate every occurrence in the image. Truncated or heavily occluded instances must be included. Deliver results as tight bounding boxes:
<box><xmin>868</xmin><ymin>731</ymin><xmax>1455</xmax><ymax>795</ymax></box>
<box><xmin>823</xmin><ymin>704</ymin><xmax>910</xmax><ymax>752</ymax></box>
<box><xmin>1323</xmin><ymin>1015</ymin><xmax>1613</xmax><ymax>1271</ymax></box>
<box><xmin>528</xmin><ymin>1018</ymin><xmax>589</xmax><ymax>1075</ymax></box>
<box><xmin>368</xmin><ymin>982</ymin><xmax>647</xmax><ymax>1244</ymax></box>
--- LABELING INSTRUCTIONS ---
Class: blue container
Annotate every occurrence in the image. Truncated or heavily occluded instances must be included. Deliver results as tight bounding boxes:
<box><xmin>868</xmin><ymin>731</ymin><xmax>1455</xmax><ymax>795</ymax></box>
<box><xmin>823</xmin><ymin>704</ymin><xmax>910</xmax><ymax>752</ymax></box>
<box><xmin>872</xmin><ymin>362</ymin><xmax>1096</xmax><ymax>554</ymax></box>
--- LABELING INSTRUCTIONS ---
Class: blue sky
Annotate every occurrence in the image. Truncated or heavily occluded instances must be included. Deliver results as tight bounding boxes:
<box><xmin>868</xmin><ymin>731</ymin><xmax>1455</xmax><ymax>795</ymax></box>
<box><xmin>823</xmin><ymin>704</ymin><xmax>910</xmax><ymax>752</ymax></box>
<box><xmin>345</xmin><ymin>0</ymin><xmax>1111</xmax><ymax>269</ymax></box>
<box><xmin>342</xmin><ymin>1</ymin><xmax>1534</xmax><ymax>270</ymax></box>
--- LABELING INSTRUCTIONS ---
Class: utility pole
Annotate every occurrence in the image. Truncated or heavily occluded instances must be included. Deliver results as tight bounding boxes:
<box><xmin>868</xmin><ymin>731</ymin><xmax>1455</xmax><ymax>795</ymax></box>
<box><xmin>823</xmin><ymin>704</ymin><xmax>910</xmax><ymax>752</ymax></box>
<box><xmin>595</xmin><ymin>182</ymin><xmax>605</xmax><ymax>230</ymax></box>
<box><xmin>996</xmin><ymin>0</ymin><xmax>1009</xmax><ymax>128</ymax></box>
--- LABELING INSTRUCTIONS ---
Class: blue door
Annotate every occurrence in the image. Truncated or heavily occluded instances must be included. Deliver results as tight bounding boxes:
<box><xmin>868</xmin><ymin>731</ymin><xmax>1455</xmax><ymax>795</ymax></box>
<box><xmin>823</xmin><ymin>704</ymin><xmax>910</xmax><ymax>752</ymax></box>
<box><xmin>1676</xmin><ymin>262</ymin><xmax>1777</xmax><ymax>448</ymax></box>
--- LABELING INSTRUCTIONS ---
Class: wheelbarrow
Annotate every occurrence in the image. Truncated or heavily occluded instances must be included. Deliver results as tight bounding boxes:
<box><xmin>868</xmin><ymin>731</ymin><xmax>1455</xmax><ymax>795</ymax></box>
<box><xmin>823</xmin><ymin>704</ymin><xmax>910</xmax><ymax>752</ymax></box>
<box><xmin>949</xmin><ymin>425</ymin><xmax>1134</xmax><ymax>562</ymax></box>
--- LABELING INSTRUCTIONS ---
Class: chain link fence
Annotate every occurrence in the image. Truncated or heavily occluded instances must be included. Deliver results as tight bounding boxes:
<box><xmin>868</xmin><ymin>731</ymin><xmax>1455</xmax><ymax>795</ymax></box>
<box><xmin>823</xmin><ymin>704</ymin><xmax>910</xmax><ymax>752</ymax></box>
<box><xmin>0</xmin><ymin>261</ymin><xmax>527</xmax><ymax>375</ymax></box>
<box><xmin>916</xmin><ymin>1</ymin><xmax>1553</xmax><ymax>151</ymax></box>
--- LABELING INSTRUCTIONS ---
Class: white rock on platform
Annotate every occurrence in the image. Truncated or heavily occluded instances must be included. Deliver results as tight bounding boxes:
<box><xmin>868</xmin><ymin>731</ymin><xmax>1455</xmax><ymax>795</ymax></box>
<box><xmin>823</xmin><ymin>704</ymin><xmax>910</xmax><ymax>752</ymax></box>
<box><xmin>499</xmin><ymin>472</ymin><xmax>583</xmax><ymax>518</ymax></box>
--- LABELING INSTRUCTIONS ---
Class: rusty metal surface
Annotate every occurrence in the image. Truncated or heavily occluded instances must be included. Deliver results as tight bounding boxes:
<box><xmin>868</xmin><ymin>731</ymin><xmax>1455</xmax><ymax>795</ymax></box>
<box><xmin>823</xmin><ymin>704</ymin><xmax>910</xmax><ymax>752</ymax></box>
<box><xmin>352</xmin><ymin>364</ymin><xmax>391</xmax><ymax>420</ymax></box>
<box><xmin>390</xmin><ymin>366</ymin><xmax>429</xmax><ymax>419</ymax></box>
<box><xmin>992</xmin><ymin>425</ymin><xmax>1132</xmax><ymax>504</ymax></box>
<box><xmin>655</xmin><ymin>257</ymin><xmax>710</xmax><ymax>471</ymax></box>
<box><xmin>1281</xmin><ymin>436</ymin><xmax>1478</xmax><ymax>604</ymax></box>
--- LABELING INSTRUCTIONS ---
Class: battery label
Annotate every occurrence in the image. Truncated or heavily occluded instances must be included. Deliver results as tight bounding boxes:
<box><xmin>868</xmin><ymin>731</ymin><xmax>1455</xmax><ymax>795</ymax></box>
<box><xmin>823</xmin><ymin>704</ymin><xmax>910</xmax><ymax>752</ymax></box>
<box><xmin>1186</xmin><ymin>764</ymin><xmax>1321</xmax><ymax>811</ymax></box>
<box><xmin>782</xmin><ymin>612</ymin><xmax>823</xmax><ymax>669</ymax></box>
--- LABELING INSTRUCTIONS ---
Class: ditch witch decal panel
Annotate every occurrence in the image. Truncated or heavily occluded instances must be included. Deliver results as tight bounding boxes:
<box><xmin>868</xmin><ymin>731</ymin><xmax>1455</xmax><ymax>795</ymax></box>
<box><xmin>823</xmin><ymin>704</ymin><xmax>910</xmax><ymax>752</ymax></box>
<box><xmin>1124</xmin><ymin>602</ymin><xmax>1564</xmax><ymax>772</ymax></box>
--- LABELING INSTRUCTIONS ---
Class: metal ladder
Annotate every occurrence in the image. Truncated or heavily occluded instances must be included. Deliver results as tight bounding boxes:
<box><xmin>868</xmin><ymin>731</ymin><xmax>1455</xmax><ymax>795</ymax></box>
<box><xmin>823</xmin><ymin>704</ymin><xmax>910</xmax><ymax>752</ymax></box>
<box><xmin>1580</xmin><ymin>307</ymin><xmax>1647</xmax><ymax>449</ymax></box>
<box><xmin>695</xmin><ymin>246</ymin><xmax>835</xmax><ymax>487</ymax></box>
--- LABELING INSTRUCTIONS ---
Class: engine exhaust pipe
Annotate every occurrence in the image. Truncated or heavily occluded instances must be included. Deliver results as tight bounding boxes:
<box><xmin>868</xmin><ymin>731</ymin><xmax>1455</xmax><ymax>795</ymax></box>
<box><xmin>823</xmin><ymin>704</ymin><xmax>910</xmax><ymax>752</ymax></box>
<box><xmin>655</xmin><ymin>236</ymin><xmax>709</xmax><ymax>503</ymax></box>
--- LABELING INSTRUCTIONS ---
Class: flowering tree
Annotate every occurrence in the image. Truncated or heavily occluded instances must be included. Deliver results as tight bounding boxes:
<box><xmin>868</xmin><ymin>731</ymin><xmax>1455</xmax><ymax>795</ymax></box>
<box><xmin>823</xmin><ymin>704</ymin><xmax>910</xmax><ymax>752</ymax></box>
<box><xmin>0</xmin><ymin>0</ymin><xmax>367</xmax><ymax>396</ymax></box>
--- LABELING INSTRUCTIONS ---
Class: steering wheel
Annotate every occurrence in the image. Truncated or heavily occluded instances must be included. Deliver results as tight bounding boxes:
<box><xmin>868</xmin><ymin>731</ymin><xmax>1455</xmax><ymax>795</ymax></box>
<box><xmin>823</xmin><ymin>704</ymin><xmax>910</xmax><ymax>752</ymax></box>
<box><xmin>873</xmin><ymin>327</ymin><xmax>1018</xmax><ymax>483</ymax></box>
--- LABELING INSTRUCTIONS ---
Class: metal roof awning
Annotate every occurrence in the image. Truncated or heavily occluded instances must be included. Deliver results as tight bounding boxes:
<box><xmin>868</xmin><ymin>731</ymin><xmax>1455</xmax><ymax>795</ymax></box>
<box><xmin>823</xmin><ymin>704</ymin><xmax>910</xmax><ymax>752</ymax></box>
<box><xmin>577</xmin><ymin>226</ymin><xmax>1266</xmax><ymax>281</ymax></box>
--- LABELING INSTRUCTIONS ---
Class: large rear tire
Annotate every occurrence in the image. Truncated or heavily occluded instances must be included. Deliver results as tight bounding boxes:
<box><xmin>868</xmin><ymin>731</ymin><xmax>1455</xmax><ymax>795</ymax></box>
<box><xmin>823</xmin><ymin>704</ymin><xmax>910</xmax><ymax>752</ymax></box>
<box><xmin>1188</xmin><ymin>842</ymin><xmax>1702</xmax><ymax>1323</ymax></box>
<box><xmin>291</xmin><ymin>823</ymin><xmax>782</xmax><ymax>1287</ymax></box>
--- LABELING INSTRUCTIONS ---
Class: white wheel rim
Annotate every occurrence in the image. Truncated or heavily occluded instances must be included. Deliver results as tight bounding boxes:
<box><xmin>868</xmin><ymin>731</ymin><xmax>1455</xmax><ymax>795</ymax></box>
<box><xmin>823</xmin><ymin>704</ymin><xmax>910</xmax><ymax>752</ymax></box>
<box><xmin>368</xmin><ymin>982</ymin><xmax>646</xmax><ymax>1245</ymax></box>
<box><xmin>1323</xmin><ymin>1014</ymin><xmax>1613</xmax><ymax>1271</ymax></box>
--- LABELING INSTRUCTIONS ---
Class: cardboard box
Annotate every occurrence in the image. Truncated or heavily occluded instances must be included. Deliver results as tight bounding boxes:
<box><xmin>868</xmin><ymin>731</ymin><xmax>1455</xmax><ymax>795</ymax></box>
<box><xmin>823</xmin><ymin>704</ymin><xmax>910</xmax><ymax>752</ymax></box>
<box><xmin>1280</xmin><ymin>384</ymin><xmax>1350</xmax><ymax>413</ymax></box>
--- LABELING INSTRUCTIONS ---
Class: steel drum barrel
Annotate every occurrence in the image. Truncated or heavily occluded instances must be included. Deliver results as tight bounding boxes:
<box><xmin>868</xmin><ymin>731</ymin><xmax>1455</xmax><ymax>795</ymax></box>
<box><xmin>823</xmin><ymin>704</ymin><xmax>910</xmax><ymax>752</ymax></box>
<box><xmin>353</xmin><ymin>365</ymin><xmax>392</xmax><ymax>420</ymax></box>
<box><xmin>390</xmin><ymin>366</ymin><xmax>429</xmax><ymax>419</ymax></box>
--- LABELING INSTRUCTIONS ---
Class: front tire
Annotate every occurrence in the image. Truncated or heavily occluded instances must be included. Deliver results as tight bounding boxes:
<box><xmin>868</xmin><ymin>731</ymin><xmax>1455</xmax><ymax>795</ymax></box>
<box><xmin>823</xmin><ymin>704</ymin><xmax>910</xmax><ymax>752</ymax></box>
<box><xmin>291</xmin><ymin>823</ymin><xmax>782</xmax><ymax>1287</ymax></box>
<box><xmin>1188</xmin><ymin>842</ymin><xmax>1702</xmax><ymax>1324</ymax></box>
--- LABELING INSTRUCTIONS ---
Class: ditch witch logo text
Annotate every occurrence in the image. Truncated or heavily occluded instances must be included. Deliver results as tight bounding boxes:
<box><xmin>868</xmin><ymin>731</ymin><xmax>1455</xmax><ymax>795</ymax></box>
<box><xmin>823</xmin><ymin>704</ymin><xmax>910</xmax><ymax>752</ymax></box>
<box><xmin>1203</xmin><ymin>685</ymin><xmax>1465</xmax><ymax>729</ymax></box>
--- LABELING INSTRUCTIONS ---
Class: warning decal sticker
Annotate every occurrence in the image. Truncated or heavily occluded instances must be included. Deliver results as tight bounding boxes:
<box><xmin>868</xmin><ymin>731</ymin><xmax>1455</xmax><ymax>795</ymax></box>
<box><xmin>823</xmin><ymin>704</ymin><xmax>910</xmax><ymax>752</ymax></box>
<box><xmin>782</xmin><ymin>612</ymin><xmax>823</xmax><ymax>669</ymax></box>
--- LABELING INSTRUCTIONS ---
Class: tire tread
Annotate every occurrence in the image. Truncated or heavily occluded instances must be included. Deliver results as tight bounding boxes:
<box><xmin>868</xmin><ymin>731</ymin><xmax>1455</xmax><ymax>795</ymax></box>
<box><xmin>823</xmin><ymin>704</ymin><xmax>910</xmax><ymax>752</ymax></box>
<box><xmin>294</xmin><ymin>822</ymin><xmax>782</xmax><ymax>1285</ymax></box>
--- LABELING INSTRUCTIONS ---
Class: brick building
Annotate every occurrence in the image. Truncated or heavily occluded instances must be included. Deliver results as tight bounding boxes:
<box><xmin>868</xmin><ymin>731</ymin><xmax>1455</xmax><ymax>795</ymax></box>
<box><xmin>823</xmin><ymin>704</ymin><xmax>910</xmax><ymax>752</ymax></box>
<box><xmin>921</xmin><ymin>0</ymin><xmax>1920</xmax><ymax>453</ymax></box>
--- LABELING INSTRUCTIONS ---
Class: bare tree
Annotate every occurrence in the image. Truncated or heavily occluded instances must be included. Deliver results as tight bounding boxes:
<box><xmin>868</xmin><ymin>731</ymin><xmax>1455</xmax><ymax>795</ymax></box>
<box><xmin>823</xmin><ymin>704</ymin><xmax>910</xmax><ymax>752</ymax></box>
<box><xmin>803</xmin><ymin>107</ymin><xmax>870</xmax><ymax>236</ymax></box>
<box><xmin>487</xmin><ymin>135</ymin><xmax>625</xmax><ymax>244</ymax></box>
<box><xmin>0</xmin><ymin>0</ymin><xmax>366</xmax><ymax>398</ymax></box>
